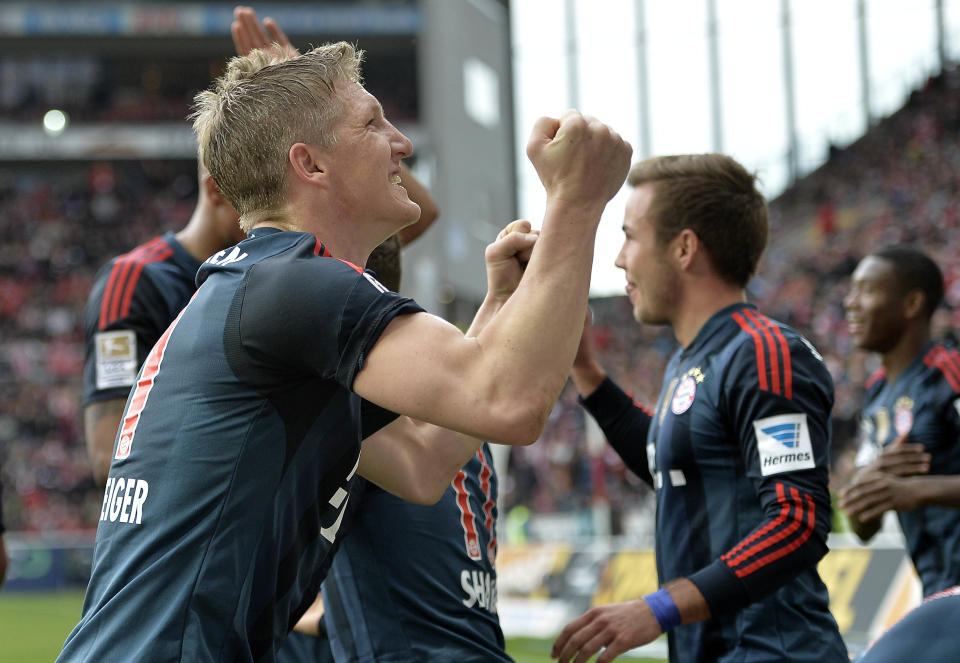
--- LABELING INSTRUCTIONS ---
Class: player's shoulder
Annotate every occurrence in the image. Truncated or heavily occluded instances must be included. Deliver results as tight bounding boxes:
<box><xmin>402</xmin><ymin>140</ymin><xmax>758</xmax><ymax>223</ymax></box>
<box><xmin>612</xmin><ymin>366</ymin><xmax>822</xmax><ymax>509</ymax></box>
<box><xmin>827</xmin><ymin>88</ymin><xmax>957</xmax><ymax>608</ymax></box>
<box><xmin>723</xmin><ymin>307</ymin><xmax>831</xmax><ymax>397</ymax></box>
<box><xmin>726</xmin><ymin>307</ymin><xmax>824</xmax><ymax>364</ymax></box>
<box><xmin>918</xmin><ymin>342</ymin><xmax>960</xmax><ymax>395</ymax></box>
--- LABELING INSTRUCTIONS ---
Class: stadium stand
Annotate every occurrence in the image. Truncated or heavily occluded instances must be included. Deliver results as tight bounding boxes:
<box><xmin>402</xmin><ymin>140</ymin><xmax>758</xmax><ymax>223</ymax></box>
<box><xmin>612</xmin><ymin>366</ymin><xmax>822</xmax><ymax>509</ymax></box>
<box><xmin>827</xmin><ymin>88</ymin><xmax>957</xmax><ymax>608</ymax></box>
<box><xmin>0</xmin><ymin>59</ymin><xmax>958</xmax><ymax>542</ymax></box>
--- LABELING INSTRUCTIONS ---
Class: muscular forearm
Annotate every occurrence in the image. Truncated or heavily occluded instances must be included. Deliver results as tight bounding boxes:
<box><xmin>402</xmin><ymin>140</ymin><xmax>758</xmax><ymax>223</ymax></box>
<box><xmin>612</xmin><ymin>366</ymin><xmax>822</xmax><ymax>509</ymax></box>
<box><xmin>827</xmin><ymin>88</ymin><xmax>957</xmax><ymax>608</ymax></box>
<box><xmin>471</xmin><ymin>199</ymin><xmax>605</xmax><ymax>436</ymax></box>
<box><xmin>360</xmin><ymin>416</ymin><xmax>481</xmax><ymax>504</ymax></box>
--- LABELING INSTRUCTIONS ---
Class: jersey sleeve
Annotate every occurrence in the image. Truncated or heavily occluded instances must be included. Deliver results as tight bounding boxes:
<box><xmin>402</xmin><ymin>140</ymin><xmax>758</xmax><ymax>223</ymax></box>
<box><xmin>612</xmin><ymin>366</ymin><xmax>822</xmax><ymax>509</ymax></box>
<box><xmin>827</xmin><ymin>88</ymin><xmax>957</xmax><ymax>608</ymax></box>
<box><xmin>688</xmin><ymin>331</ymin><xmax>835</xmax><ymax>615</ymax></box>
<box><xmin>578</xmin><ymin>377</ymin><xmax>654</xmax><ymax>487</ymax></box>
<box><xmin>82</xmin><ymin>263</ymin><xmax>171</xmax><ymax>406</ymax></box>
<box><xmin>360</xmin><ymin>398</ymin><xmax>401</xmax><ymax>439</ymax></box>
<box><xmin>240</xmin><ymin>258</ymin><xmax>424</xmax><ymax>390</ymax></box>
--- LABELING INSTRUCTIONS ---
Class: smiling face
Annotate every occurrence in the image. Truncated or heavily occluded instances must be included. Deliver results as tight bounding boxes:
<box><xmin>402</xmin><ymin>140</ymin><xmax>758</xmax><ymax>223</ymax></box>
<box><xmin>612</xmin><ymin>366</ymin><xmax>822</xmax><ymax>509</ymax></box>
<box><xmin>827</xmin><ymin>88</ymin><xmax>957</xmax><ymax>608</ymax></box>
<box><xmin>615</xmin><ymin>184</ymin><xmax>679</xmax><ymax>326</ymax></box>
<box><xmin>844</xmin><ymin>255</ymin><xmax>910</xmax><ymax>352</ymax></box>
<box><xmin>324</xmin><ymin>79</ymin><xmax>421</xmax><ymax>230</ymax></box>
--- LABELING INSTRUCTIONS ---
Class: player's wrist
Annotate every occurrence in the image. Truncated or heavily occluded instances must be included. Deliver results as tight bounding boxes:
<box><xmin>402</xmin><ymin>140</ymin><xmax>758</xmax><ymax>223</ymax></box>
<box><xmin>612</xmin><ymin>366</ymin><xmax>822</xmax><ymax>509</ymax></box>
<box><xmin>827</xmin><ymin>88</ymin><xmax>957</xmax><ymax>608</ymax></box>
<box><xmin>643</xmin><ymin>588</ymin><xmax>682</xmax><ymax>633</ymax></box>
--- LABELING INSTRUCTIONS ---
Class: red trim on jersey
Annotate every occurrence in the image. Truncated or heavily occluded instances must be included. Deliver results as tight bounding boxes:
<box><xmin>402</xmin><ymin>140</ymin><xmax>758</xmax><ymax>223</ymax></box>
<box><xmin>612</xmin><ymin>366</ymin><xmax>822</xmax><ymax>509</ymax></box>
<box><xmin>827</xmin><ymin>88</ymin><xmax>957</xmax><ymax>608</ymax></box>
<box><xmin>734</xmin><ymin>492</ymin><xmax>815</xmax><ymax>578</ymax></box>
<box><xmin>732</xmin><ymin>312</ymin><xmax>769</xmax><ymax>392</ymax></box>
<box><xmin>312</xmin><ymin>236</ymin><xmax>332</xmax><ymax>257</ymax></box>
<box><xmin>109</xmin><ymin>238</ymin><xmax>170</xmax><ymax>324</ymax></box>
<box><xmin>626</xmin><ymin>391</ymin><xmax>654</xmax><ymax>416</ymax></box>
<box><xmin>98</xmin><ymin>238</ymin><xmax>172</xmax><ymax>329</ymax></box>
<box><xmin>477</xmin><ymin>450</ymin><xmax>498</xmax><ymax>563</ymax></box>
<box><xmin>114</xmin><ymin>298</ymin><xmax>191</xmax><ymax>460</ymax></box>
<box><xmin>865</xmin><ymin>367</ymin><xmax>887</xmax><ymax>390</ymax></box>
<box><xmin>336</xmin><ymin>258</ymin><xmax>363</xmax><ymax>274</ymax></box>
<box><xmin>453</xmin><ymin>470</ymin><xmax>482</xmax><ymax>561</ymax></box>
<box><xmin>743</xmin><ymin>308</ymin><xmax>781</xmax><ymax>396</ymax></box>
<box><xmin>769</xmin><ymin>324</ymin><xmax>793</xmax><ymax>399</ymax></box>
<box><xmin>925</xmin><ymin>346</ymin><xmax>960</xmax><ymax>392</ymax></box>
<box><xmin>722</xmin><ymin>482</ymin><xmax>789</xmax><ymax>563</ymax></box>
<box><xmin>722</xmin><ymin>484</ymin><xmax>816</xmax><ymax>578</ymax></box>
<box><xmin>735</xmin><ymin>309</ymin><xmax>794</xmax><ymax>399</ymax></box>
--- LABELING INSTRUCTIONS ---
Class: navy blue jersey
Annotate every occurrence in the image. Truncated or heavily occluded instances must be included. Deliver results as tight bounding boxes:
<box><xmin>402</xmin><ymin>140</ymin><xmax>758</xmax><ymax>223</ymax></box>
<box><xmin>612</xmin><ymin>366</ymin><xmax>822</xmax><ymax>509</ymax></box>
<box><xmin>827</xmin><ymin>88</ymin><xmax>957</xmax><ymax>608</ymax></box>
<box><xmin>854</xmin><ymin>342</ymin><xmax>960</xmax><ymax>597</ymax></box>
<box><xmin>323</xmin><ymin>443</ymin><xmax>509</xmax><ymax>663</ymax></box>
<box><xmin>83</xmin><ymin>232</ymin><xmax>202</xmax><ymax>406</ymax></box>
<box><xmin>276</xmin><ymin>630</ymin><xmax>334</xmax><ymax>663</ymax></box>
<box><xmin>857</xmin><ymin>586</ymin><xmax>960</xmax><ymax>662</ymax></box>
<box><xmin>581</xmin><ymin>303</ymin><xmax>845</xmax><ymax>663</ymax></box>
<box><xmin>58</xmin><ymin>227</ymin><xmax>424</xmax><ymax>663</ymax></box>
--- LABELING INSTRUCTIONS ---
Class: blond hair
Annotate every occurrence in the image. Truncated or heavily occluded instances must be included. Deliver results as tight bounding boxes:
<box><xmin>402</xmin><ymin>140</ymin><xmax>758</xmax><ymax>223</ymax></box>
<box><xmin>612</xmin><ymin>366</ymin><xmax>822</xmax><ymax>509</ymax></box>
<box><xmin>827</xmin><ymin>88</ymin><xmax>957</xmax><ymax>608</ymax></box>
<box><xmin>191</xmin><ymin>43</ymin><xmax>363</xmax><ymax>231</ymax></box>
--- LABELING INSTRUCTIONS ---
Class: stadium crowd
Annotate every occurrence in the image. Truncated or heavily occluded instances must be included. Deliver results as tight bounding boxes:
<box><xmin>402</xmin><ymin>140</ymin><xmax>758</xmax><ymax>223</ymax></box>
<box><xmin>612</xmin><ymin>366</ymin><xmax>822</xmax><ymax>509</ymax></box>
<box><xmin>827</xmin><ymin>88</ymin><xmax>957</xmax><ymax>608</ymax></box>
<box><xmin>1</xmin><ymin>67</ymin><xmax>959</xmax><ymax>538</ymax></box>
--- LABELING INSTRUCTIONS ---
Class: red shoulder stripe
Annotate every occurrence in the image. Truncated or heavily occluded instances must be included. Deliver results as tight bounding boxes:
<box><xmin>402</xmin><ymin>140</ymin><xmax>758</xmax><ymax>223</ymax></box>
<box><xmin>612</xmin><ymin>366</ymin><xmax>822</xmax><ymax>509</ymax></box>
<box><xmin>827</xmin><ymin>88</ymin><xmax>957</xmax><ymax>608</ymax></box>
<box><xmin>734</xmin><ymin>492</ymin><xmax>815</xmax><ymax>578</ymax></box>
<box><xmin>98</xmin><ymin>238</ymin><xmax>170</xmax><ymax>329</ymax></box>
<box><xmin>943</xmin><ymin>348</ymin><xmax>960</xmax><ymax>391</ymax></box>
<box><xmin>732</xmin><ymin>312</ymin><xmax>769</xmax><ymax>392</ymax></box>
<box><xmin>117</xmin><ymin>245</ymin><xmax>173</xmax><ymax>322</ymax></box>
<box><xmin>742</xmin><ymin>308</ymin><xmax>781</xmax><ymax>396</ymax></box>
<box><xmin>925</xmin><ymin>346</ymin><xmax>960</xmax><ymax>392</ymax></box>
<box><xmin>769</xmin><ymin>323</ymin><xmax>793</xmax><ymax>400</ymax></box>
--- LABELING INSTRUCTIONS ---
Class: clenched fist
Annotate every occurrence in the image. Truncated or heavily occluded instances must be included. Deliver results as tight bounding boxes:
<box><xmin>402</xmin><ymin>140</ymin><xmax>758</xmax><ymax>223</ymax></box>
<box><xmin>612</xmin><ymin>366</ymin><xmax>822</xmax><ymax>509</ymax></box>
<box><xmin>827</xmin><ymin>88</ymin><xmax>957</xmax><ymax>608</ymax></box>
<box><xmin>526</xmin><ymin>110</ymin><xmax>632</xmax><ymax>210</ymax></box>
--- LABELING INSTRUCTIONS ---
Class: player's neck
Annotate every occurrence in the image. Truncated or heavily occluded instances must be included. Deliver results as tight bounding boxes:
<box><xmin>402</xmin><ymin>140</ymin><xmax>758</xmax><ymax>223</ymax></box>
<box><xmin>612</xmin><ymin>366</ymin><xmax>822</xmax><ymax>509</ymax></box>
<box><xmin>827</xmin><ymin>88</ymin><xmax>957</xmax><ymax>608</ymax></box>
<box><xmin>673</xmin><ymin>280</ymin><xmax>746</xmax><ymax>348</ymax></box>
<box><xmin>176</xmin><ymin>208</ymin><xmax>226</xmax><ymax>263</ymax></box>
<box><xmin>882</xmin><ymin>324</ymin><xmax>931</xmax><ymax>383</ymax></box>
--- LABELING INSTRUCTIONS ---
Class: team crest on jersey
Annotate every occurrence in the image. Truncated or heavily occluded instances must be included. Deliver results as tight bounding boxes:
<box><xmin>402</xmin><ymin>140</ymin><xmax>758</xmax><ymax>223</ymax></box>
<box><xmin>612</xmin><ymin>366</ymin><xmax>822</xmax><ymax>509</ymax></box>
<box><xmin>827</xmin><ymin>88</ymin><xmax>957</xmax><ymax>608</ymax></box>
<box><xmin>670</xmin><ymin>367</ymin><xmax>703</xmax><ymax>415</ymax></box>
<box><xmin>94</xmin><ymin>330</ymin><xmax>137</xmax><ymax>390</ymax></box>
<box><xmin>671</xmin><ymin>376</ymin><xmax>697</xmax><ymax>415</ymax></box>
<box><xmin>754</xmin><ymin>413</ymin><xmax>815</xmax><ymax>476</ymax></box>
<box><xmin>894</xmin><ymin>396</ymin><xmax>915</xmax><ymax>437</ymax></box>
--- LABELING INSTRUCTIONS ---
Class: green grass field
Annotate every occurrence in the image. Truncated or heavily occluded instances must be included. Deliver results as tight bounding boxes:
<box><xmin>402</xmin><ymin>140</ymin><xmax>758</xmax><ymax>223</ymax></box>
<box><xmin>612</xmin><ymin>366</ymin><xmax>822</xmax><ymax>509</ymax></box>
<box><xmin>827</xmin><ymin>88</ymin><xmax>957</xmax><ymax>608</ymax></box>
<box><xmin>0</xmin><ymin>590</ymin><xmax>666</xmax><ymax>663</ymax></box>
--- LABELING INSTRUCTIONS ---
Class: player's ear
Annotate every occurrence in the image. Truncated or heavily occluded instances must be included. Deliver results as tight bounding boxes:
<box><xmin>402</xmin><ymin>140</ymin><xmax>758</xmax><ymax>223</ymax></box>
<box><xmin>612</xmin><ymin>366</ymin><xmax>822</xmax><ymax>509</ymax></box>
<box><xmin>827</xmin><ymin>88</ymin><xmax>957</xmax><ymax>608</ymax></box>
<box><xmin>289</xmin><ymin>143</ymin><xmax>329</xmax><ymax>188</ymax></box>
<box><xmin>202</xmin><ymin>173</ymin><xmax>226</xmax><ymax>205</ymax></box>
<box><xmin>903</xmin><ymin>289</ymin><xmax>927</xmax><ymax>320</ymax></box>
<box><xmin>674</xmin><ymin>228</ymin><xmax>699</xmax><ymax>270</ymax></box>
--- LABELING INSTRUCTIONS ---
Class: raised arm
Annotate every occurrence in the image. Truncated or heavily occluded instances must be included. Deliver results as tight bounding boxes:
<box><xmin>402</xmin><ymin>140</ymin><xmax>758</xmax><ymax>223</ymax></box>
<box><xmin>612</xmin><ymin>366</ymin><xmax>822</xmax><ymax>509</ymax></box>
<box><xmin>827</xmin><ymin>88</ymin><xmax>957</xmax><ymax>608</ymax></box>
<box><xmin>353</xmin><ymin>113</ymin><xmax>631</xmax><ymax>445</ymax></box>
<box><xmin>357</xmin><ymin>223</ymin><xmax>539</xmax><ymax>502</ymax></box>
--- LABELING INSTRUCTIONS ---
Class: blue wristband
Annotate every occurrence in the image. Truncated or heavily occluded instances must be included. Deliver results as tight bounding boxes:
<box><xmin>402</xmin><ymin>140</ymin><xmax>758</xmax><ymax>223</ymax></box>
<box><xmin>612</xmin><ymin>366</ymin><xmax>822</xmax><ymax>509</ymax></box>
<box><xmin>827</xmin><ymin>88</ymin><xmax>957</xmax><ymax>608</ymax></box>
<box><xmin>643</xmin><ymin>588</ymin><xmax>682</xmax><ymax>632</ymax></box>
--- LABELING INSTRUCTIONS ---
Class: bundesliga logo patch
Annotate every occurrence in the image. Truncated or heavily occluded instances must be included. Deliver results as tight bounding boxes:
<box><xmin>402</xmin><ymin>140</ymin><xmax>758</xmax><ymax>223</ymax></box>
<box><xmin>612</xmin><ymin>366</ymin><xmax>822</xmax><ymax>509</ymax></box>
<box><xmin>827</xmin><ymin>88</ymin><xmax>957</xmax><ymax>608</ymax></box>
<box><xmin>94</xmin><ymin>330</ymin><xmax>137</xmax><ymax>390</ymax></box>
<box><xmin>753</xmin><ymin>413</ymin><xmax>815</xmax><ymax>476</ymax></box>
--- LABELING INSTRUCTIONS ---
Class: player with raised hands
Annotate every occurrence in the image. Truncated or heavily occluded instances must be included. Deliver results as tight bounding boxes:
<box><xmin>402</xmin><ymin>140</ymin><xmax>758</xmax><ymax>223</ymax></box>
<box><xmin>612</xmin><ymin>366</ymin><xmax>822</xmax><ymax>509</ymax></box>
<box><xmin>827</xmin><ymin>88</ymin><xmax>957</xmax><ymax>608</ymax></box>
<box><xmin>58</xmin><ymin>29</ymin><xmax>630</xmax><ymax>663</ymax></box>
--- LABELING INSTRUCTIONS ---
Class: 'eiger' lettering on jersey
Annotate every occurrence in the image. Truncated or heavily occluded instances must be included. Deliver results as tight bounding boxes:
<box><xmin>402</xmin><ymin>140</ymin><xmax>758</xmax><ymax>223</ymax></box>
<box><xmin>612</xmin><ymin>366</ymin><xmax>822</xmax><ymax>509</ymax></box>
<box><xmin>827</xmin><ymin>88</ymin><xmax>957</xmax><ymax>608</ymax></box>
<box><xmin>460</xmin><ymin>569</ymin><xmax>497</xmax><ymax>613</ymax></box>
<box><xmin>754</xmin><ymin>412</ymin><xmax>815</xmax><ymax>476</ymax></box>
<box><xmin>100</xmin><ymin>476</ymin><xmax>149</xmax><ymax>525</ymax></box>
<box><xmin>205</xmin><ymin>246</ymin><xmax>248</xmax><ymax>267</ymax></box>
